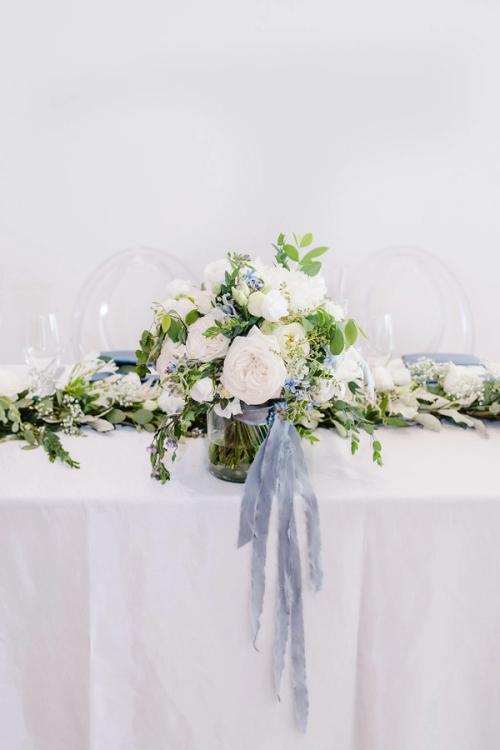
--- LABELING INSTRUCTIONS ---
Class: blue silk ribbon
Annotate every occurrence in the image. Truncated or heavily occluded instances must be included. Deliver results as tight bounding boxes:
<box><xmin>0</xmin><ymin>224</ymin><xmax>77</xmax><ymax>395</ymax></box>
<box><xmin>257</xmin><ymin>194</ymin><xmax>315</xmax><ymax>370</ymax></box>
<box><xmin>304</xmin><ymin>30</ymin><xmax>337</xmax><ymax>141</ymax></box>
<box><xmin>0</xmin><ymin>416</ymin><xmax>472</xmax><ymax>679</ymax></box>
<box><xmin>237</xmin><ymin>409</ymin><xmax>323</xmax><ymax>732</ymax></box>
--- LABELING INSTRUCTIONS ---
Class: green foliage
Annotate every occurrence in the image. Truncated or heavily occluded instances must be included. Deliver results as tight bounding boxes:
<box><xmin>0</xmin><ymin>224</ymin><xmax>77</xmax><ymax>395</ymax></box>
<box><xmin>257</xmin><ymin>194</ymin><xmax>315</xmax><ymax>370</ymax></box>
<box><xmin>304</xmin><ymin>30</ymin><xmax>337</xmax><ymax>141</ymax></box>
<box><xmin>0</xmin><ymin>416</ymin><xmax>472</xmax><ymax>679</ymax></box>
<box><xmin>273</xmin><ymin>232</ymin><xmax>329</xmax><ymax>276</ymax></box>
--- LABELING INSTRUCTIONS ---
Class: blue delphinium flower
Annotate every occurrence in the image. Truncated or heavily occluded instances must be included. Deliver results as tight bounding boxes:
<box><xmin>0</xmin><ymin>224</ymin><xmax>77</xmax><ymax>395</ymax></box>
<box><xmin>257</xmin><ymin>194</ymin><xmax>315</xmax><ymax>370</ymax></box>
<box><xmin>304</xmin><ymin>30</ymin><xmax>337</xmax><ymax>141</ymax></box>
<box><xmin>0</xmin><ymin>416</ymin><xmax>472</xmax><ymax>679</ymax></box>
<box><xmin>244</xmin><ymin>269</ymin><xmax>264</xmax><ymax>291</ymax></box>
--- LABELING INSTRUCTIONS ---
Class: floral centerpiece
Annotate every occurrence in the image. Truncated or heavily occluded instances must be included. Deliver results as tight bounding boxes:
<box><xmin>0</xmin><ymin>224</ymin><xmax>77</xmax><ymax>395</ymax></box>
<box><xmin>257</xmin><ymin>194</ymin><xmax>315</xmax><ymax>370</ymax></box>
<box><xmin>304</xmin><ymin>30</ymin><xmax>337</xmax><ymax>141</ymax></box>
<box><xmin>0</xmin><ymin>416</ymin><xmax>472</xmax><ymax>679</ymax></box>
<box><xmin>135</xmin><ymin>232</ymin><xmax>379</xmax><ymax>482</ymax></box>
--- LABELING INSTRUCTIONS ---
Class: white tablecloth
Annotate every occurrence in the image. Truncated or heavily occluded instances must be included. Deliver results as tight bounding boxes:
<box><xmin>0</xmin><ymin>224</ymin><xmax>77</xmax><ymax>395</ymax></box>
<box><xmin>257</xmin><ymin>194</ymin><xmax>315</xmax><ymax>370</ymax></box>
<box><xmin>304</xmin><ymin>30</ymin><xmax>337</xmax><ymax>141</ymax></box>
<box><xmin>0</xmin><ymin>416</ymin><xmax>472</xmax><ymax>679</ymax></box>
<box><xmin>1</xmin><ymin>419</ymin><xmax>500</xmax><ymax>750</ymax></box>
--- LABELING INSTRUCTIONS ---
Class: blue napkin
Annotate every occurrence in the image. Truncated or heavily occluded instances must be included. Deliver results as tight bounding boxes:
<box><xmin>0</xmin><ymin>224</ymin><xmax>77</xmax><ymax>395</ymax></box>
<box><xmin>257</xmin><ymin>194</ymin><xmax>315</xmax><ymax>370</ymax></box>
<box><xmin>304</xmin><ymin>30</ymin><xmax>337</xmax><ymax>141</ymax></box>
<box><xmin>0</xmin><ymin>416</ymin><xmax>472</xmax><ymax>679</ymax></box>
<box><xmin>402</xmin><ymin>353</ymin><xmax>481</xmax><ymax>367</ymax></box>
<box><xmin>100</xmin><ymin>350</ymin><xmax>137</xmax><ymax>366</ymax></box>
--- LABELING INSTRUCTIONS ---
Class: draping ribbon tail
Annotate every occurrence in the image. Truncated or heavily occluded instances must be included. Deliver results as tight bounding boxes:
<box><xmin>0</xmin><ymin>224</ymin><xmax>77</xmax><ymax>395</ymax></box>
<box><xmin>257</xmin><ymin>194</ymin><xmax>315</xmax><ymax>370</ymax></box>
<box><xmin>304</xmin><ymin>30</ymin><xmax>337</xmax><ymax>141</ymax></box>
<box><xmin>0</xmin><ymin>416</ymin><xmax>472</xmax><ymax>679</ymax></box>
<box><xmin>239</xmin><ymin>416</ymin><xmax>322</xmax><ymax>732</ymax></box>
<box><xmin>273</xmin><ymin>422</ymin><xmax>294</xmax><ymax>699</ymax></box>
<box><xmin>289</xmin><ymin>510</ymin><xmax>309</xmax><ymax>733</ymax></box>
<box><xmin>238</xmin><ymin>417</ymin><xmax>284</xmax><ymax>643</ymax></box>
<box><xmin>290</xmin><ymin>427</ymin><xmax>323</xmax><ymax>592</ymax></box>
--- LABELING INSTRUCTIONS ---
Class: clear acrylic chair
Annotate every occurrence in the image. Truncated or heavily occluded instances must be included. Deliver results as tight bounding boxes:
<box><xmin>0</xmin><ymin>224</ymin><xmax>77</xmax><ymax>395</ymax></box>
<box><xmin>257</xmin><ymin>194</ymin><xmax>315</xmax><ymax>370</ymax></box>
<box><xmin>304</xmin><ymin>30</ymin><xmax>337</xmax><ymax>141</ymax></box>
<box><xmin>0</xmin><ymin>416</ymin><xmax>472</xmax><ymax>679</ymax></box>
<box><xmin>346</xmin><ymin>246</ymin><xmax>475</xmax><ymax>356</ymax></box>
<box><xmin>71</xmin><ymin>246</ymin><xmax>192</xmax><ymax>359</ymax></box>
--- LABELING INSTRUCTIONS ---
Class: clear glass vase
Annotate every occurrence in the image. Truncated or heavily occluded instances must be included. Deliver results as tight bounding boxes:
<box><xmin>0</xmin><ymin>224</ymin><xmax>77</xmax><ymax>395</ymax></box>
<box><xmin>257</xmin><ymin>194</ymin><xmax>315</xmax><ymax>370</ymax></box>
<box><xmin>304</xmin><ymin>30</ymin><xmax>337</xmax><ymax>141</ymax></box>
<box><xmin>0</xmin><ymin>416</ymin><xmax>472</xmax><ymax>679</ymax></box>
<box><xmin>207</xmin><ymin>404</ymin><xmax>271</xmax><ymax>483</ymax></box>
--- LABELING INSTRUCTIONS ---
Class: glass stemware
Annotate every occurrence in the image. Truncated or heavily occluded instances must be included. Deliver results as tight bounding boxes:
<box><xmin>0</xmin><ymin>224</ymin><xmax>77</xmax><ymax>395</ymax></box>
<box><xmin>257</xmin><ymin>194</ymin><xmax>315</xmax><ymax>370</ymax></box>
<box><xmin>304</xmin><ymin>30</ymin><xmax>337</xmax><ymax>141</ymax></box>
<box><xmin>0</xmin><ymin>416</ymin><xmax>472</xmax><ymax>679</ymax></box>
<box><xmin>23</xmin><ymin>311</ymin><xmax>62</xmax><ymax>395</ymax></box>
<box><xmin>361</xmin><ymin>313</ymin><xmax>394</xmax><ymax>367</ymax></box>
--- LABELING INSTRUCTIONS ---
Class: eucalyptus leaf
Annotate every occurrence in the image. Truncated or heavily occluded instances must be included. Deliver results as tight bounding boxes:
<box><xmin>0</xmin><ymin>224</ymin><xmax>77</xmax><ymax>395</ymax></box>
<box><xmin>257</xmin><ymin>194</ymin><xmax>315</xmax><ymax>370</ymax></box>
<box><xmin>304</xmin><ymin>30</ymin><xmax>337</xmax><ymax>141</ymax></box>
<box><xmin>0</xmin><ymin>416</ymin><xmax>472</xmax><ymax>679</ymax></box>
<box><xmin>301</xmin><ymin>246</ymin><xmax>328</xmax><ymax>265</ymax></box>
<box><xmin>284</xmin><ymin>244</ymin><xmax>299</xmax><ymax>262</ymax></box>
<box><xmin>133</xmin><ymin>409</ymin><xmax>154</xmax><ymax>425</ymax></box>
<box><xmin>106</xmin><ymin>408</ymin><xmax>127</xmax><ymax>424</ymax></box>
<box><xmin>344</xmin><ymin>319</ymin><xmax>358</xmax><ymax>347</ymax></box>
<box><xmin>301</xmin><ymin>261</ymin><xmax>322</xmax><ymax>277</ymax></box>
<box><xmin>330</xmin><ymin>327</ymin><xmax>345</xmax><ymax>355</ymax></box>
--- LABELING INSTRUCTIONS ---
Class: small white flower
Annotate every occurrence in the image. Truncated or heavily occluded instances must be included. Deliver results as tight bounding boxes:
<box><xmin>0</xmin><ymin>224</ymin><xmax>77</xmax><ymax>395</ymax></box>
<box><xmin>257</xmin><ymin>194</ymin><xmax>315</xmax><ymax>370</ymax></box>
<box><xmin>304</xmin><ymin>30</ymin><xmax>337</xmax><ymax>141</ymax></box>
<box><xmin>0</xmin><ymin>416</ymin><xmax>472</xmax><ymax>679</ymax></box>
<box><xmin>0</xmin><ymin>369</ymin><xmax>27</xmax><ymax>399</ymax></box>
<box><xmin>157</xmin><ymin>390</ymin><xmax>185</xmax><ymax>414</ymax></box>
<box><xmin>189</xmin><ymin>376</ymin><xmax>215</xmax><ymax>403</ymax></box>
<box><xmin>214</xmin><ymin>399</ymin><xmax>242</xmax><ymax>418</ymax></box>
<box><xmin>204</xmin><ymin>259</ymin><xmax>231</xmax><ymax>294</ymax></box>
<box><xmin>233</xmin><ymin>281</ymin><xmax>251</xmax><ymax>308</ymax></box>
<box><xmin>312</xmin><ymin>377</ymin><xmax>345</xmax><ymax>403</ymax></box>
<box><xmin>142</xmin><ymin>399</ymin><xmax>158</xmax><ymax>411</ymax></box>
<box><xmin>221</xmin><ymin>326</ymin><xmax>287</xmax><ymax>405</ymax></box>
<box><xmin>442</xmin><ymin>364</ymin><xmax>483</xmax><ymax>405</ymax></box>
<box><xmin>247</xmin><ymin>289</ymin><xmax>288</xmax><ymax>322</ymax></box>
<box><xmin>299</xmin><ymin>408</ymin><xmax>322</xmax><ymax>430</ymax></box>
<box><xmin>185</xmin><ymin>311</ymin><xmax>229</xmax><ymax>363</ymax></box>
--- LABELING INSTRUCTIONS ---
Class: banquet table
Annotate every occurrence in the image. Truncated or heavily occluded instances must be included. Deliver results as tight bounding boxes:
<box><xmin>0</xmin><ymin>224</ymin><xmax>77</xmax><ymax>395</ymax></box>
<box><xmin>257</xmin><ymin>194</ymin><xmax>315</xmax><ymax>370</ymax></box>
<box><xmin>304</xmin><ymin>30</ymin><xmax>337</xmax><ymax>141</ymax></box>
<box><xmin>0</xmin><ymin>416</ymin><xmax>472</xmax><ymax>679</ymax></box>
<box><xmin>1</xmin><ymin>416</ymin><xmax>500</xmax><ymax>750</ymax></box>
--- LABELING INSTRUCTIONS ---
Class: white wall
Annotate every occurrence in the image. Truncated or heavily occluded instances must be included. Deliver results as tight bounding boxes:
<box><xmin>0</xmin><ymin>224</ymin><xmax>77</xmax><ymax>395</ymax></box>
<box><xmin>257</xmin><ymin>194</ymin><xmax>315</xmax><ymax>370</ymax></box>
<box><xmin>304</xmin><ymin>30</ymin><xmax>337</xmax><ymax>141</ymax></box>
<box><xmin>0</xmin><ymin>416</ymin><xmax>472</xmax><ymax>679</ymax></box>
<box><xmin>1</xmin><ymin>0</ymin><xmax>499</xmax><ymax>362</ymax></box>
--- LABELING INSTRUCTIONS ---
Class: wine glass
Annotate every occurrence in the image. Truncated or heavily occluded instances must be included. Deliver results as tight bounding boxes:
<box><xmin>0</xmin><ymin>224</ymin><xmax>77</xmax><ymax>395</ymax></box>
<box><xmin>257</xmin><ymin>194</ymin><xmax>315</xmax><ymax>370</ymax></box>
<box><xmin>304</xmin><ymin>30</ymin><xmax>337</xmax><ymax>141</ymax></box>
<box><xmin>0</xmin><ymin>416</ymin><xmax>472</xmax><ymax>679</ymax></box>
<box><xmin>23</xmin><ymin>311</ymin><xmax>62</xmax><ymax>394</ymax></box>
<box><xmin>361</xmin><ymin>313</ymin><xmax>394</xmax><ymax>367</ymax></box>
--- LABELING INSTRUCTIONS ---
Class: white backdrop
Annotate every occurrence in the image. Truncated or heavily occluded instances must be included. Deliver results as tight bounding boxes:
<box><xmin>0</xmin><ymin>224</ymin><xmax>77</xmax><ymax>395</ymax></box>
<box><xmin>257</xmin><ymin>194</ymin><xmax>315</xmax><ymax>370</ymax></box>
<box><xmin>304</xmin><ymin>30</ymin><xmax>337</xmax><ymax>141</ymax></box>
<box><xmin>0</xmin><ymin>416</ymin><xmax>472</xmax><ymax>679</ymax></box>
<box><xmin>1</xmin><ymin>0</ymin><xmax>499</xmax><ymax>362</ymax></box>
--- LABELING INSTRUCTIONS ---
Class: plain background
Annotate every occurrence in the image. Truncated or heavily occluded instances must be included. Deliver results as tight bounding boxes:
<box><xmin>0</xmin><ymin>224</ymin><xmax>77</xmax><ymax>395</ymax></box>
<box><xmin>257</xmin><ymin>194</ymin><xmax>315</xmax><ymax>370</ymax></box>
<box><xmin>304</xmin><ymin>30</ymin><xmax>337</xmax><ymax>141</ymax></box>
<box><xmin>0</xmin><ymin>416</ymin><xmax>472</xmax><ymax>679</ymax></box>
<box><xmin>0</xmin><ymin>0</ymin><xmax>499</xmax><ymax>362</ymax></box>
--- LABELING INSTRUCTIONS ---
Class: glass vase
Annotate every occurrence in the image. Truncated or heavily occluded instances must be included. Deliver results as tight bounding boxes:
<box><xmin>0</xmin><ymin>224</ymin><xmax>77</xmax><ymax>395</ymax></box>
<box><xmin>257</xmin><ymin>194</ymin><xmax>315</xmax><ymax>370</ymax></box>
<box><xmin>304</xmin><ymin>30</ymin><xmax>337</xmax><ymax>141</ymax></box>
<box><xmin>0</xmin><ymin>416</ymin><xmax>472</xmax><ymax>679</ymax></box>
<box><xmin>207</xmin><ymin>404</ymin><xmax>271</xmax><ymax>483</ymax></box>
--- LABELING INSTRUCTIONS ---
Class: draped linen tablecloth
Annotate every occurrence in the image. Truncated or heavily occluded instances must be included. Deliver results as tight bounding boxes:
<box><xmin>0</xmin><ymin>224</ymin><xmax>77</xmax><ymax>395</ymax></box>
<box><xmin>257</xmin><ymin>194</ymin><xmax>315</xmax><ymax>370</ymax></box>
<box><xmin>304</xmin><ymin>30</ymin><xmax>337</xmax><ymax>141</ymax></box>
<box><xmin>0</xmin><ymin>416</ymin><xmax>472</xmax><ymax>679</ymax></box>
<box><xmin>1</xmin><ymin>415</ymin><xmax>500</xmax><ymax>750</ymax></box>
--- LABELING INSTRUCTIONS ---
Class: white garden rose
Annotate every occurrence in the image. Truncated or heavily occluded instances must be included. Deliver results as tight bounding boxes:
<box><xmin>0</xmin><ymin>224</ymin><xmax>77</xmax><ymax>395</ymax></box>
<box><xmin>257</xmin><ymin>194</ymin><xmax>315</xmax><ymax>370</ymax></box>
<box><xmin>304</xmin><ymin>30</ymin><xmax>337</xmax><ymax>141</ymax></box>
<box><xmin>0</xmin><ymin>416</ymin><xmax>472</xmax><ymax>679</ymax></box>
<box><xmin>0</xmin><ymin>369</ymin><xmax>27</xmax><ymax>399</ymax></box>
<box><xmin>203</xmin><ymin>259</ymin><xmax>231</xmax><ymax>294</ymax></box>
<box><xmin>247</xmin><ymin>289</ymin><xmax>288</xmax><ymax>322</ymax></box>
<box><xmin>185</xmin><ymin>311</ymin><xmax>229</xmax><ymax>362</ymax></box>
<box><xmin>270</xmin><ymin>322</ymin><xmax>310</xmax><ymax>359</ymax></box>
<box><xmin>157</xmin><ymin>390</ymin><xmax>185</xmax><ymax>414</ymax></box>
<box><xmin>156</xmin><ymin>339</ymin><xmax>187</xmax><ymax>377</ymax></box>
<box><xmin>220</xmin><ymin>327</ymin><xmax>287</xmax><ymax>405</ymax></box>
<box><xmin>189</xmin><ymin>377</ymin><xmax>215</xmax><ymax>403</ymax></box>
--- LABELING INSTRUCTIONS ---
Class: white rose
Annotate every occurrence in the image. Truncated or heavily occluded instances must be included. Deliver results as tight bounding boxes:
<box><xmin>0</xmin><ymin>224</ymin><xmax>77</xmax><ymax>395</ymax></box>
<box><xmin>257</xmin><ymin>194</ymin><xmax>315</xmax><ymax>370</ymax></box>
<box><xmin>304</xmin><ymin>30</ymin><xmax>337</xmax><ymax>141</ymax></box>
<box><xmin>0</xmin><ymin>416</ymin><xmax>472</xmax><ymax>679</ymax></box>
<box><xmin>163</xmin><ymin>296</ymin><xmax>196</xmax><ymax>321</ymax></box>
<box><xmin>373</xmin><ymin>366</ymin><xmax>395</xmax><ymax>391</ymax></box>
<box><xmin>214</xmin><ymin>398</ymin><xmax>242</xmax><ymax>418</ymax></box>
<box><xmin>189</xmin><ymin>377</ymin><xmax>215</xmax><ymax>403</ymax></box>
<box><xmin>220</xmin><ymin>327</ymin><xmax>287</xmax><ymax>405</ymax></box>
<box><xmin>334</xmin><ymin>348</ymin><xmax>364</xmax><ymax>382</ymax></box>
<box><xmin>190</xmin><ymin>288</ymin><xmax>213</xmax><ymax>314</ymax></box>
<box><xmin>185</xmin><ymin>311</ymin><xmax>230</xmax><ymax>363</ymax></box>
<box><xmin>166</xmin><ymin>278</ymin><xmax>192</xmax><ymax>298</ymax></box>
<box><xmin>247</xmin><ymin>289</ymin><xmax>288</xmax><ymax>322</ymax></box>
<box><xmin>387</xmin><ymin>358</ymin><xmax>411</xmax><ymax>386</ymax></box>
<box><xmin>0</xmin><ymin>369</ymin><xmax>27</xmax><ymax>399</ymax></box>
<box><xmin>312</xmin><ymin>377</ymin><xmax>345</xmax><ymax>403</ymax></box>
<box><xmin>157</xmin><ymin>390</ymin><xmax>185</xmax><ymax>414</ymax></box>
<box><xmin>203</xmin><ymin>259</ymin><xmax>231</xmax><ymax>294</ymax></box>
<box><xmin>270</xmin><ymin>322</ymin><xmax>310</xmax><ymax>359</ymax></box>
<box><xmin>156</xmin><ymin>339</ymin><xmax>187</xmax><ymax>377</ymax></box>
